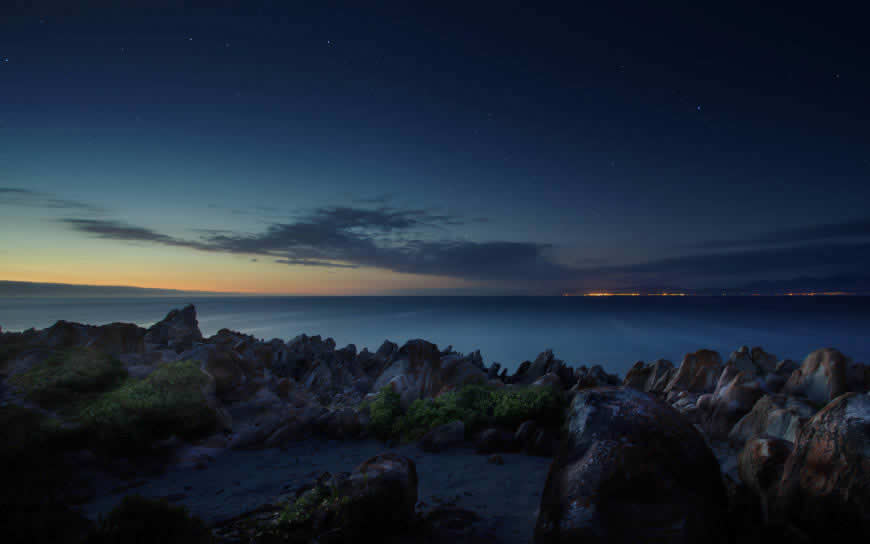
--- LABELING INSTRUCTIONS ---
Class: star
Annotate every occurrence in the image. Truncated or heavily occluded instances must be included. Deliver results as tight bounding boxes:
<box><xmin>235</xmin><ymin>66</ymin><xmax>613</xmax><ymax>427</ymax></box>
<box><xmin>696</xmin><ymin>105</ymin><xmax>702</xmax><ymax>112</ymax></box>
<box><xmin>188</xmin><ymin>37</ymin><xmax>193</xmax><ymax>41</ymax></box>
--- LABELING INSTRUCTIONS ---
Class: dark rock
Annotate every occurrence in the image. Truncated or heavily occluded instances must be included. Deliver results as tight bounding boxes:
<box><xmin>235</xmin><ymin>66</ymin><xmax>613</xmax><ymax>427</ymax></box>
<box><xmin>776</xmin><ymin>392</ymin><xmax>870</xmax><ymax>538</ymax></box>
<box><xmin>514</xmin><ymin>420</ymin><xmax>538</xmax><ymax>449</ymax></box>
<box><xmin>729</xmin><ymin>394</ymin><xmax>816</xmax><ymax>448</ymax></box>
<box><xmin>782</xmin><ymin>348</ymin><xmax>849</xmax><ymax>405</ymax></box>
<box><xmin>527</xmin><ymin>428</ymin><xmax>558</xmax><ymax>457</ymax></box>
<box><xmin>665</xmin><ymin>349</ymin><xmax>723</xmax><ymax>394</ymax></box>
<box><xmin>535</xmin><ymin>387</ymin><xmax>728</xmax><ymax>543</ymax></box>
<box><xmin>144</xmin><ymin>304</ymin><xmax>203</xmax><ymax>353</ymax></box>
<box><xmin>420</xmin><ymin>420</ymin><xmax>465</xmax><ymax>453</ymax></box>
<box><xmin>738</xmin><ymin>435</ymin><xmax>793</xmax><ymax>523</ymax></box>
<box><xmin>702</xmin><ymin>364</ymin><xmax>765</xmax><ymax>438</ymax></box>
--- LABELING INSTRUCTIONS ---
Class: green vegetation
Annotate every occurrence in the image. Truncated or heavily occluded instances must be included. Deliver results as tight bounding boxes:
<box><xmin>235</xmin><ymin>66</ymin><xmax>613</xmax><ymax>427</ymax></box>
<box><xmin>8</xmin><ymin>347</ymin><xmax>127</xmax><ymax>408</ymax></box>
<box><xmin>367</xmin><ymin>386</ymin><xmax>403</xmax><ymax>439</ymax></box>
<box><xmin>90</xmin><ymin>495</ymin><xmax>212</xmax><ymax>544</ymax></box>
<box><xmin>78</xmin><ymin>360</ymin><xmax>218</xmax><ymax>453</ymax></box>
<box><xmin>365</xmin><ymin>383</ymin><xmax>566</xmax><ymax>442</ymax></box>
<box><xmin>278</xmin><ymin>482</ymin><xmax>351</xmax><ymax>527</ymax></box>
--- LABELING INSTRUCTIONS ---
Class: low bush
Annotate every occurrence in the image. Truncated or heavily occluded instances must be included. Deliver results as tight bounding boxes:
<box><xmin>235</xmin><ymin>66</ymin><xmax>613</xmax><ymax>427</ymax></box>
<box><xmin>8</xmin><ymin>347</ymin><xmax>127</xmax><ymax>408</ymax></box>
<box><xmin>78</xmin><ymin>360</ymin><xmax>217</xmax><ymax>454</ymax></box>
<box><xmin>366</xmin><ymin>384</ymin><xmax>566</xmax><ymax>442</ymax></box>
<box><xmin>366</xmin><ymin>386</ymin><xmax>402</xmax><ymax>440</ymax></box>
<box><xmin>89</xmin><ymin>495</ymin><xmax>212</xmax><ymax>544</ymax></box>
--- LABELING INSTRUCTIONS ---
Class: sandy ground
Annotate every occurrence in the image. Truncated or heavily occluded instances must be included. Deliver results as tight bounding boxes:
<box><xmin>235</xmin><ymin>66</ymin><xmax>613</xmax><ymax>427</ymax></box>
<box><xmin>80</xmin><ymin>439</ymin><xmax>554</xmax><ymax>543</ymax></box>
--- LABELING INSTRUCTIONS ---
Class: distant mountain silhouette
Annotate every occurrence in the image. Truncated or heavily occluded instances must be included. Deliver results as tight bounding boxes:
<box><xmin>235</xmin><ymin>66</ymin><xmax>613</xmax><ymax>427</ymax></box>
<box><xmin>0</xmin><ymin>280</ymin><xmax>223</xmax><ymax>297</ymax></box>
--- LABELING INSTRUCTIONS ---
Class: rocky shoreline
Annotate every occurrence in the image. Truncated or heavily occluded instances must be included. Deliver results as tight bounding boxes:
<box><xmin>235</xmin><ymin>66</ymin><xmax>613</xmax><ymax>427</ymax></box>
<box><xmin>1</xmin><ymin>304</ymin><xmax>868</xmax><ymax>543</ymax></box>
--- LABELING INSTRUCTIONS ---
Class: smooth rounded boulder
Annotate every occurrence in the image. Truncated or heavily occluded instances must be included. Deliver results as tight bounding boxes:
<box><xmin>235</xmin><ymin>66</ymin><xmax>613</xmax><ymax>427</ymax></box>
<box><xmin>776</xmin><ymin>392</ymin><xmax>870</xmax><ymax>538</ymax></box>
<box><xmin>534</xmin><ymin>387</ymin><xmax>728</xmax><ymax>544</ymax></box>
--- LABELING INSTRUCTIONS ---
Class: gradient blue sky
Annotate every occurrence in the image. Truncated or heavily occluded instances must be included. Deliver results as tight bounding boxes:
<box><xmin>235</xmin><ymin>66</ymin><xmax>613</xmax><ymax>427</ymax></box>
<box><xmin>1</xmin><ymin>5</ymin><xmax>869</xmax><ymax>294</ymax></box>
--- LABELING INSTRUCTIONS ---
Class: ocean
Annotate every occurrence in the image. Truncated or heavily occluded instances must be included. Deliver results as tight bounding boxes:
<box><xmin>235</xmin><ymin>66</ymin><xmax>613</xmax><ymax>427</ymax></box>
<box><xmin>1</xmin><ymin>296</ymin><xmax>868</xmax><ymax>376</ymax></box>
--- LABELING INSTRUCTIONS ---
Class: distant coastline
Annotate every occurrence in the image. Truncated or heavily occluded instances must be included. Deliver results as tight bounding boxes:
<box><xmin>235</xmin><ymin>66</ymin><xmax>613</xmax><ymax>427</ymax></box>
<box><xmin>0</xmin><ymin>280</ymin><xmax>230</xmax><ymax>298</ymax></box>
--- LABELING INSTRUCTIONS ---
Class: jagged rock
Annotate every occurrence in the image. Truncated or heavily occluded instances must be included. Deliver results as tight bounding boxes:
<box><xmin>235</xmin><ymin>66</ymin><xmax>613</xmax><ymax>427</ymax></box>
<box><xmin>531</xmin><ymin>372</ymin><xmax>563</xmax><ymax>390</ymax></box>
<box><xmin>486</xmin><ymin>362</ymin><xmax>501</xmax><ymax>380</ymax></box>
<box><xmin>313</xmin><ymin>407</ymin><xmax>364</xmax><ymax>440</ymax></box>
<box><xmin>87</xmin><ymin>323</ymin><xmax>145</xmax><ymax>355</ymax></box>
<box><xmin>420</xmin><ymin>420</ymin><xmax>465</xmax><ymax>453</ymax></box>
<box><xmin>728</xmin><ymin>394</ymin><xmax>817</xmax><ymax>448</ymax></box>
<box><xmin>623</xmin><ymin>361</ymin><xmax>652</xmax><ymax>389</ymax></box>
<box><xmin>702</xmin><ymin>364</ymin><xmax>765</xmax><ymax>438</ymax></box>
<box><xmin>665</xmin><ymin>349</ymin><xmax>723</xmax><ymax>394</ymax></box>
<box><xmin>738</xmin><ymin>435</ymin><xmax>793</xmax><ymax>522</ymax></box>
<box><xmin>475</xmin><ymin>428</ymin><xmax>516</xmax><ymax>454</ymax></box>
<box><xmin>535</xmin><ymin>387</ymin><xmax>728</xmax><ymax>543</ymax></box>
<box><xmin>776</xmin><ymin>392</ymin><xmax>870</xmax><ymax>538</ymax></box>
<box><xmin>370</xmin><ymin>339</ymin><xmax>443</xmax><ymax>407</ymax></box>
<box><xmin>729</xmin><ymin>346</ymin><xmax>778</xmax><ymax>376</ymax></box>
<box><xmin>181</xmin><ymin>344</ymin><xmax>247</xmax><ymax>401</ymax></box>
<box><xmin>623</xmin><ymin>359</ymin><xmax>675</xmax><ymax>393</ymax></box>
<box><xmin>144</xmin><ymin>304</ymin><xmax>202</xmax><ymax>352</ymax></box>
<box><xmin>438</xmin><ymin>352</ymin><xmax>488</xmax><ymax>393</ymax></box>
<box><xmin>782</xmin><ymin>348</ymin><xmax>849</xmax><ymax>404</ymax></box>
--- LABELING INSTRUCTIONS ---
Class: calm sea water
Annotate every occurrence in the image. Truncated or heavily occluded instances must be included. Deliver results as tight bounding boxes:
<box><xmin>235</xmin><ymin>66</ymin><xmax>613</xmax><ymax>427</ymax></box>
<box><xmin>1</xmin><ymin>296</ymin><xmax>868</xmax><ymax>376</ymax></box>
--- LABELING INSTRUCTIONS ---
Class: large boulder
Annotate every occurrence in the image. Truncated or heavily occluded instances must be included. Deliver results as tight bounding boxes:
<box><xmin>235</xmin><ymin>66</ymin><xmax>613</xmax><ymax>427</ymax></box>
<box><xmin>279</xmin><ymin>453</ymin><xmax>418</xmax><ymax>541</ymax></box>
<box><xmin>144</xmin><ymin>304</ymin><xmax>203</xmax><ymax>353</ymax></box>
<box><xmin>665</xmin><ymin>349</ymin><xmax>723</xmax><ymax>394</ymax></box>
<box><xmin>776</xmin><ymin>392</ymin><xmax>870</xmax><ymax>538</ymax></box>
<box><xmin>728</xmin><ymin>394</ymin><xmax>817</xmax><ymax>448</ymax></box>
<box><xmin>420</xmin><ymin>420</ymin><xmax>465</xmax><ymax>452</ymax></box>
<box><xmin>782</xmin><ymin>348</ymin><xmax>849</xmax><ymax>405</ymax></box>
<box><xmin>535</xmin><ymin>387</ymin><xmax>728</xmax><ymax>543</ymax></box>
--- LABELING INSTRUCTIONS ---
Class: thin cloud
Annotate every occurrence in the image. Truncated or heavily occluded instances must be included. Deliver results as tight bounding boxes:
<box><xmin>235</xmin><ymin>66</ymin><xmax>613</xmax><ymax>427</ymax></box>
<box><xmin>692</xmin><ymin>218</ymin><xmax>870</xmax><ymax>250</ymax></box>
<box><xmin>0</xmin><ymin>187</ymin><xmax>106</xmax><ymax>214</ymax></box>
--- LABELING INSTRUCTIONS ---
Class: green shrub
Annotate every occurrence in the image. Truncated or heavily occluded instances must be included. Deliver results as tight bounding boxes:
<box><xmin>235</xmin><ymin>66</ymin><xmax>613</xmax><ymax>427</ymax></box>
<box><xmin>78</xmin><ymin>360</ymin><xmax>217</xmax><ymax>453</ymax></box>
<box><xmin>9</xmin><ymin>348</ymin><xmax>127</xmax><ymax>408</ymax></box>
<box><xmin>90</xmin><ymin>495</ymin><xmax>212</xmax><ymax>544</ymax></box>
<box><xmin>370</xmin><ymin>383</ymin><xmax>566</xmax><ymax>442</ymax></box>
<box><xmin>491</xmin><ymin>386</ymin><xmax>563</xmax><ymax>427</ymax></box>
<box><xmin>367</xmin><ymin>386</ymin><xmax>402</xmax><ymax>440</ymax></box>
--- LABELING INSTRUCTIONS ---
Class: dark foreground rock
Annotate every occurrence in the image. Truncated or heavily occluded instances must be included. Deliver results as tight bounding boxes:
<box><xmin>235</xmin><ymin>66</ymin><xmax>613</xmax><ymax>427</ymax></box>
<box><xmin>534</xmin><ymin>387</ymin><xmax>728</xmax><ymax>543</ymax></box>
<box><xmin>776</xmin><ymin>392</ymin><xmax>870</xmax><ymax>538</ymax></box>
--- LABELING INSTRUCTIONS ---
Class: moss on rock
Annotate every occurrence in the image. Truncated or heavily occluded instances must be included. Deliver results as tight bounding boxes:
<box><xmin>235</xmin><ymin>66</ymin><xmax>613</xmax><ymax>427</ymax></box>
<box><xmin>78</xmin><ymin>360</ymin><xmax>218</xmax><ymax>454</ymax></box>
<box><xmin>8</xmin><ymin>347</ymin><xmax>127</xmax><ymax>408</ymax></box>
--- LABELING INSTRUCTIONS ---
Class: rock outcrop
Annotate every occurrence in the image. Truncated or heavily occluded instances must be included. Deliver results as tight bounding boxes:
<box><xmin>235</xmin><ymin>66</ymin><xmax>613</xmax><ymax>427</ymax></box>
<box><xmin>728</xmin><ymin>394</ymin><xmax>816</xmax><ymax>447</ymax></box>
<box><xmin>144</xmin><ymin>304</ymin><xmax>203</xmax><ymax>352</ymax></box>
<box><xmin>776</xmin><ymin>392</ymin><xmax>870</xmax><ymax>538</ymax></box>
<box><xmin>535</xmin><ymin>387</ymin><xmax>728</xmax><ymax>543</ymax></box>
<box><xmin>665</xmin><ymin>349</ymin><xmax>723</xmax><ymax>394</ymax></box>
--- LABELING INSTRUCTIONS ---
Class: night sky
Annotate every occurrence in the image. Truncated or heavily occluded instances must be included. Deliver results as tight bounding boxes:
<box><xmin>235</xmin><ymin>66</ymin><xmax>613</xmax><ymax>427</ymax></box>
<box><xmin>1</xmin><ymin>5</ymin><xmax>869</xmax><ymax>294</ymax></box>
